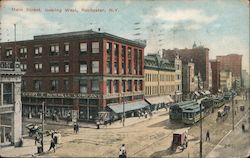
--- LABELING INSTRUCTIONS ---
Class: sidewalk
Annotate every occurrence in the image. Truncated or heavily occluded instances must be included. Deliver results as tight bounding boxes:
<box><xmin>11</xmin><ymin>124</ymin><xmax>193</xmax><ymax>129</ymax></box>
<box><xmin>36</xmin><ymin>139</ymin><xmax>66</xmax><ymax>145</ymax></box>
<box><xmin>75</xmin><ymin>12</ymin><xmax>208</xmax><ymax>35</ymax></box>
<box><xmin>0</xmin><ymin>136</ymin><xmax>58</xmax><ymax>157</ymax></box>
<box><xmin>23</xmin><ymin>109</ymin><xmax>168</xmax><ymax>129</ymax></box>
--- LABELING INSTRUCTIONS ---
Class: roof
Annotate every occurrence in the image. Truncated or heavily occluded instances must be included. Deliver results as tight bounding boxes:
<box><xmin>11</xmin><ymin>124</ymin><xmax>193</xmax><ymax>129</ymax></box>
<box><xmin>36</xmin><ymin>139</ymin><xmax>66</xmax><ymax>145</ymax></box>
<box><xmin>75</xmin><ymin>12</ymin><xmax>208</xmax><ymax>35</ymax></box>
<box><xmin>144</xmin><ymin>54</ymin><xmax>175</xmax><ymax>71</ymax></box>
<box><xmin>34</xmin><ymin>30</ymin><xmax>146</xmax><ymax>48</ymax></box>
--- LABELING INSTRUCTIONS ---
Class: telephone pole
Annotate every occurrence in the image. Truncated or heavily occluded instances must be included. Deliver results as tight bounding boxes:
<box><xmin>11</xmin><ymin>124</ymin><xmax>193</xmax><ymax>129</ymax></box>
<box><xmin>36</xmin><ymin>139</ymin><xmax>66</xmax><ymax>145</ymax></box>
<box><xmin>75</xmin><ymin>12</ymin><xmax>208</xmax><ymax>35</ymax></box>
<box><xmin>41</xmin><ymin>102</ymin><xmax>45</xmax><ymax>152</ymax></box>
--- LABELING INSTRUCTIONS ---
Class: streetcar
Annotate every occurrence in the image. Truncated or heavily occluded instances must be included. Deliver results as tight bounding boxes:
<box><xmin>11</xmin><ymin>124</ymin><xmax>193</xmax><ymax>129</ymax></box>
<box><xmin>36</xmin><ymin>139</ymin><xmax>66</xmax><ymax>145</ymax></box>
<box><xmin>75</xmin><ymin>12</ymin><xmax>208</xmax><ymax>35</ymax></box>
<box><xmin>182</xmin><ymin>103</ymin><xmax>205</xmax><ymax>125</ymax></box>
<box><xmin>213</xmin><ymin>97</ymin><xmax>225</xmax><ymax>108</ymax></box>
<box><xmin>169</xmin><ymin>100</ymin><xmax>197</xmax><ymax>121</ymax></box>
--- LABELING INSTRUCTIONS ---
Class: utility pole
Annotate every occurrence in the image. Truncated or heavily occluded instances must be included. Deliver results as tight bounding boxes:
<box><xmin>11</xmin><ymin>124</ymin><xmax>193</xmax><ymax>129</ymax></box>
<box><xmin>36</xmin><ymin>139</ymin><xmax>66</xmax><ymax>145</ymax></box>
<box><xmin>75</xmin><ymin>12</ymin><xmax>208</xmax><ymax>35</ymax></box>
<box><xmin>232</xmin><ymin>87</ymin><xmax>235</xmax><ymax>130</ymax></box>
<box><xmin>123</xmin><ymin>93</ymin><xmax>125</xmax><ymax>127</ymax></box>
<box><xmin>14</xmin><ymin>24</ymin><xmax>17</xmax><ymax>61</ymax></box>
<box><xmin>200</xmin><ymin>103</ymin><xmax>203</xmax><ymax>158</ymax></box>
<box><xmin>41</xmin><ymin>101</ymin><xmax>45</xmax><ymax>152</ymax></box>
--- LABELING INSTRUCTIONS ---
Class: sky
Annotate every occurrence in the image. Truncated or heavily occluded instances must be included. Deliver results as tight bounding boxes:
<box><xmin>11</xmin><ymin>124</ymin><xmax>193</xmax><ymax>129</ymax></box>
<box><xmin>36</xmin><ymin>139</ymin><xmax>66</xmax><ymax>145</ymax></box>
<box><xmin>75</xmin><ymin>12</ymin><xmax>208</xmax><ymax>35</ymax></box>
<box><xmin>1</xmin><ymin>0</ymin><xmax>249</xmax><ymax>72</ymax></box>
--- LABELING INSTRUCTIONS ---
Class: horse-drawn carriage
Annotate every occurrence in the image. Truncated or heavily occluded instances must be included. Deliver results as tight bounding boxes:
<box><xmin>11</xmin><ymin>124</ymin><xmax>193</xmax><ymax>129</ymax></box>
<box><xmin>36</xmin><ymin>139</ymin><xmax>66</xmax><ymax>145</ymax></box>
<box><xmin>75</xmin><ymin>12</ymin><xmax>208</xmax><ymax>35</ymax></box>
<box><xmin>25</xmin><ymin>123</ymin><xmax>42</xmax><ymax>137</ymax></box>
<box><xmin>171</xmin><ymin>129</ymin><xmax>188</xmax><ymax>152</ymax></box>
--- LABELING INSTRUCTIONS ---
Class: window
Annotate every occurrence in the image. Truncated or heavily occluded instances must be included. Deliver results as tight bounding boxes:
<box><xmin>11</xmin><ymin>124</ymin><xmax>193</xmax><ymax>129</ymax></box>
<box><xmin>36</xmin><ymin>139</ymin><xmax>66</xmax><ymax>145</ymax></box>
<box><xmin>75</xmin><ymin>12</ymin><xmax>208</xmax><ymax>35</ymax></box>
<box><xmin>106</xmin><ymin>80</ymin><xmax>112</xmax><ymax>94</ymax></box>
<box><xmin>50</xmin><ymin>45</ymin><xmax>59</xmax><ymax>56</ymax></box>
<box><xmin>122</xmin><ymin>46</ymin><xmax>126</xmax><ymax>74</ymax></box>
<box><xmin>34</xmin><ymin>63</ymin><xmax>42</xmax><ymax>71</ymax></box>
<box><xmin>114</xmin><ymin>80</ymin><xmax>119</xmax><ymax>93</ymax></box>
<box><xmin>92</xmin><ymin>61</ymin><xmax>99</xmax><ymax>73</ymax></box>
<box><xmin>20</xmin><ymin>63</ymin><xmax>27</xmax><ymax>71</ymax></box>
<box><xmin>92</xmin><ymin>42</ymin><xmax>99</xmax><ymax>53</ymax></box>
<box><xmin>128</xmin><ymin>48</ymin><xmax>132</xmax><ymax>74</ymax></box>
<box><xmin>134</xmin><ymin>80</ymin><xmax>138</xmax><ymax>91</ymax></box>
<box><xmin>114</xmin><ymin>44</ymin><xmax>119</xmax><ymax>61</ymax></box>
<box><xmin>6</xmin><ymin>49</ymin><xmax>13</xmax><ymax>57</ymax></box>
<box><xmin>134</xmin><ymin>49</ymin><xmax>138</xmax><ymax>74</ymax></box>
<box><xmin>106</xmin><ymin>61</ymin><xmax>111</xmax><ymax>74</ymax></box>
<box><xmin>64</xmin><ymin>62</ymin><xmax>69</xmax><ymax>72</ymax></box>
<box><xmin>80</xmin><ymin>62</ymin><xmax>87</xmax><ymax>73</ymax></box>
<box><xmin>79</xmin><ymin>80</ymin><xmax>87</xmax><ymax>93</ymax></box>
<box><xmin>34</xmin><ymin>46</ymin><xmax>42</xmax><ymax>56</ymax></box>
<box><xmin>122</xmin><ymin>80</ymin><xmax>126</xmax><ymax>92</ymax></box>
<box><xmin>20</xmin><ymin>47</ymin><xmax>27</xmax><ymax>58</ymax></box>
<box><xmin>51</xmin><ymin>80</ymin><xmax>59</xmax><ymax>91</ymax></box>
<box><xmin>3</xmin><ymin>83</ymin><xmax>13</xmax><ymax>104</ymax></box>
<box><xmin>139</xmin><ymin>50</ymin><xmax>142</xmax><ymax>75</ymax></box>
<box><xmin>80</xmin><ymin>42</ymin><xmax>87</xmax><ymax>53</ymax></box>
<box><xmin>114</xmin><ymin>62</ymin><xmax>118</xmax><ymax>74</ymax></box>
<box><xmin>34</xmin><ymin>80</ymin><xmax>42</xmax><ymax>91</ymax></box>
<box><xmin>64</xmin><ymin>80</ymin><xmax>69</xmax><ymax>91</ymax></box>
<box><xmin>21</xmin><ymin>80</ymin><xmax>26</xmax><ymax>91</ymax></box>
<box><xmin>50</xmin><ymin>63</ymin><xmax>59</xmax><ymax>73</ymax></box>
<box><xmin>91</xmin><ymin>80</ymin><xmax>99</xmax><ymax>92</ymax></box>
<box><xmin>64</xmin><ymin>43</ymin><xmax>69</xmax><ymax>52</ymax></box>
<box><xmin>128</xmin><ymin>80</ymin><xmax>132</xmax><ymax>91</ymax></box>
<box><xmin>139</xmin><ymin>80</ymin><xmax>143</xmax><ymax>91</ymax></box>
<box><xmin>106</xmin><ymin>42</ymin><xmax>112</xmax><ymax>54</ymax></box>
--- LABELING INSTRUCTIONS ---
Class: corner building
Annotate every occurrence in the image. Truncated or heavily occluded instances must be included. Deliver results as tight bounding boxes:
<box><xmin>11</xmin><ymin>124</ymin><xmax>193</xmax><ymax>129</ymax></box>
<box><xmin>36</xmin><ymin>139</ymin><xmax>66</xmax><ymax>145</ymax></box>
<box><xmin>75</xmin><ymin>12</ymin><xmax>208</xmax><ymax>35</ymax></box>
<box><xmin>0</xmin><ymin>30</ymin><xmax>146</xmax><ymax>121</ymax></box>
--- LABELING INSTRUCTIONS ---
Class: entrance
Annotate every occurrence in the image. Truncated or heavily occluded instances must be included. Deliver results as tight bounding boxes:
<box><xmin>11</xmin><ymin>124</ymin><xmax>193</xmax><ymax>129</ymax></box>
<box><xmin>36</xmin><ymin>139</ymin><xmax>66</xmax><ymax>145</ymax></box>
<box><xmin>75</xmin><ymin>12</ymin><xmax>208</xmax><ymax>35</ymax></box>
<box><xmin>0</xmin><ymin>125</ymin><xmax>12</xmax><ymax>146</ymax></box>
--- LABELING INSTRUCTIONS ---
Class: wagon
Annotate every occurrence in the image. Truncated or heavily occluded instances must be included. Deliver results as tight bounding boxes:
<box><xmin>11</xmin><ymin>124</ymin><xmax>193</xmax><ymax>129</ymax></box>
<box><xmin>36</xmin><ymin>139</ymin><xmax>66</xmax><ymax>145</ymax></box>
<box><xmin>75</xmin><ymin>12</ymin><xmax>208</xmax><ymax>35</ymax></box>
<box><xmin>171</xmin><ymin>129</ymin><xmax>188</xmax><ymax>152</ymax></box>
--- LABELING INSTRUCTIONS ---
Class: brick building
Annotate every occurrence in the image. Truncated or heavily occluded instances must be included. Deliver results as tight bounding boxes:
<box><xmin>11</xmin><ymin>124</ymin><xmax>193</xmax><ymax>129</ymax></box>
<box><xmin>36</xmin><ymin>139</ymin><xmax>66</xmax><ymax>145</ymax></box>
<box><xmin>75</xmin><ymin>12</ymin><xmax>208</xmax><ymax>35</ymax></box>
<box><xmin>0</xmin><ymin>30</ymin><xmax>147</xmax><ymax>121</ymax></box>
<box><xmin>182</xmin><ymin>61</ymin><xmax>196</xmax><ymax>100</ymax></box>
<box><xmin>210</xmin><ymin>60</ymin><xmax>220</xmax><ymax>93</ymax></box>
<box><xmin>144</xmin><ymin>54</ymin><xmax>175</xmax><ymax>110</ymax></box>
<box><xmin>162</xmin><ymin>44</ymin><xmax>210</xmax><ymax>89</ymax></box>
<box><xmin>216</xmin><ymin>54</ymin><xmax>242</xmax><ymax>80</ymax></box>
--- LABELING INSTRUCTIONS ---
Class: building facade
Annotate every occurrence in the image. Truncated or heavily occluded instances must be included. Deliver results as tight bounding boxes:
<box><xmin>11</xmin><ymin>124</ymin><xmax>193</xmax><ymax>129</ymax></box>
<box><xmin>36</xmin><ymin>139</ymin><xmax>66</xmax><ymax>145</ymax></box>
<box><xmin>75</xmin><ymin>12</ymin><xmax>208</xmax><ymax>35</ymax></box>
<box><xmin>174</xmin><ymin>55</ymin><xmax>182</xmax><ymax>102</ymax></box>
<box><xmin>162</xmin><ymin>44</ymin><xmax>210</xmax><ymax>89</ymax></box>
<box><xmin>0</xmin><ymin>61</ymin><xmax>24</xmax><ymax>146</ymax></box>
<box><xmin>0</xmin><ymin>30</ymin><xmax>146</xmax><ymax>121</ymax></box>
<box><xmin>210</xmin><ymin>60</ymin><xmax>221</xmax><ymax>93</ymax></box>
<box><xmin>220</xmin><ymin>71</ymin><xmax>232</xmax><ymax>91</ymax></box>
<box><xmin>216</xmin><ymin>54</ymin><xmax>242</xmax><ymax>82</ymax></box>
<box><xmin>144</xmin><ymin>54</ymin><xmax>175</xmax><ymax>109</ymax></box>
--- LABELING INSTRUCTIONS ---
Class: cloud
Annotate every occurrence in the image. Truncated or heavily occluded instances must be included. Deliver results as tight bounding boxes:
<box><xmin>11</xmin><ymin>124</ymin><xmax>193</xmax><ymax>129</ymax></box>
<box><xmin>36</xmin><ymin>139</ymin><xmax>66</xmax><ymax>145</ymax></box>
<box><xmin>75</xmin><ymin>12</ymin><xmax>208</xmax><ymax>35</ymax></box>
<box><xmin>1</xmin><ymin>1</ymin><xmax>67</xmax><ymax>41</ymax></box>
<box><xmin>72</xmin><ymin>0</ymin><xmax>100</xmax><ymax>9</ymax></box>
<box><xmin>155</xmin><ymin>8</ymin><xmax>217</xmax><ymax>24</ymax></box>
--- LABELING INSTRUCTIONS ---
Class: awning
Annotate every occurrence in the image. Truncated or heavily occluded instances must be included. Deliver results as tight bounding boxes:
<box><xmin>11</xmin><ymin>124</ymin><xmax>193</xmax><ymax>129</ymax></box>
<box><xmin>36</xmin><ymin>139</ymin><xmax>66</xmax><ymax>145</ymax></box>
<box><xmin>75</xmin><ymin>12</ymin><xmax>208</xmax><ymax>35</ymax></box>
<box><xmin>199</xmin><ymin>91</ymin><xmax>206</xmax><ymax>95</ymax></box>
<box><xmin>107</xmin><ymin>100</ymin><xmax>149</xmax><ymax>114</ymax></box>
<box><xmin>204</xmin><ymin>90</ymin><xmax>211</xmax><ymax>95</ymax></box>
<box><xmin>194</xmin><ymin>91</ymin><xmax>200</xmax><ymax>97</ymax></box>
<box><xmin>145</xmin><ymin>95</ymin><xmax>173</xmax><ymax>105</ymax></box>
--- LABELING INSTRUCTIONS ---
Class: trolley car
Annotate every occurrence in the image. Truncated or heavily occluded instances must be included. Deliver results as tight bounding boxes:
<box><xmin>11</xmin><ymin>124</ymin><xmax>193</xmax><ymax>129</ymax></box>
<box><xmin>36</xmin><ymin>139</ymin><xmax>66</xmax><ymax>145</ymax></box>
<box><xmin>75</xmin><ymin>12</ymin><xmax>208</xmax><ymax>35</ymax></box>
<box><xmin>182</xmin><ymin>103</ymin><xmax>205</xmax><ymax>125</ymax></box>
<box><xmin>169</xmin><ymin>101</ymin><xmax>197</xmax><ymax>121</ymax></box>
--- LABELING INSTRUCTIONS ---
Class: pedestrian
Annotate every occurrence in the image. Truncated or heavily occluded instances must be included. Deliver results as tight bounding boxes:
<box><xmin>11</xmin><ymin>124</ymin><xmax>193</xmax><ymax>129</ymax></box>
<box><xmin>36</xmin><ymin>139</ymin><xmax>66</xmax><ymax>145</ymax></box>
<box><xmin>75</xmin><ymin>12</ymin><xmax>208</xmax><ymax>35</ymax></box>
<box><xmin>48</xmin><ymin>138</ymin><xmax>56</xmax><ymax>153</ymax></box>
<box><xmin>206</xmin><ymin>130</ymin><xmax>210</xmax><ymax>141</ymax></box>
<box><xmin>120</xmin><ymin>144</ymin><xmax>127</xmax><ymax>158</ymax></box>
<box><xmin>35</xmin><ymin>135</ymin><xmax>39</xmax><ymax>145</ymax></box>
<box><xmin>73</xmin><ymin>123</ymin><xmax>76</xmax><ymax>133</ymax></box>
<box><xmin>119</xmin><ymin>149</ymin><xmax>123</xmax><ymax>158</ymax></box>
<box><xmin>76</xmin><ymin>123</ymin><xmax>79</xmax><ymax>134</ymax></box>
<box><xmin>242</xmin><ymin>124</ymin><xmax>245</xmax><ymax>132</ymax></box>
<box><xmin>96</xmin><ymin>121</ymin><xmax>100</xmax><ymax>129</ymax></box>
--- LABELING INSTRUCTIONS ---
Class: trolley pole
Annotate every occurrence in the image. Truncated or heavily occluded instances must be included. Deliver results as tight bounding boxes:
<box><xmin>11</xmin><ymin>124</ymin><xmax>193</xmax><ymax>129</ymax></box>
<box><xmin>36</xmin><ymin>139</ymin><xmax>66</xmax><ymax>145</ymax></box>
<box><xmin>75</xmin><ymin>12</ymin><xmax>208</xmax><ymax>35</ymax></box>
<box><xmin>199</xmin><ymin>103</ymin><xmax>202</xmax><ymax>158</ymax></box>
<box><xmin>41</xmin><ymin>101</ymin><xmax>45</xmax><ymax>152</ymax></box>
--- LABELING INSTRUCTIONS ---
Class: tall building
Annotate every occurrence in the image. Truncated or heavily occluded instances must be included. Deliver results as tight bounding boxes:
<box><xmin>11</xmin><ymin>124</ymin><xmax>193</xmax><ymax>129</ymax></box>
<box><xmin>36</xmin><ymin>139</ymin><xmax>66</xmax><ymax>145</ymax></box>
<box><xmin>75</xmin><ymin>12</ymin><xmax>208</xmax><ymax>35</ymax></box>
<box><xmin>210</xmin><ymin>60</ymin><xmax>221</xmax><ymax>93</ymax></box>
<box><xmin>216</xmin><ymin>54</ymin><xmax>242</xmax><ymax>82</ymax></box>
<box><xmin>162</xmin><ymin>44</ymin><xmax>210</xmax><ymax>89</ymax></box>
<box><xmin>0</xmin><ymin>61</ymin><xmax>24</xmax><ymax>146</ymax></box>
<box><xmin>144</xmin><ymin>54</ymin><xmax>175</xmax><ymax>109</ymax></box>
<box><xmin>220</xmin><ymin>71</ymin><xmax>232</xmax><ymax>91</ymax></box>
<box><xmin>0</xmin><ymin>30</ymin><xmax>147</xmax><ymax>121</ymax></box>
<box><xmin>182</xmin><ymin>61</ymin><xmax>196</xmax><ymax>100</ymax></box>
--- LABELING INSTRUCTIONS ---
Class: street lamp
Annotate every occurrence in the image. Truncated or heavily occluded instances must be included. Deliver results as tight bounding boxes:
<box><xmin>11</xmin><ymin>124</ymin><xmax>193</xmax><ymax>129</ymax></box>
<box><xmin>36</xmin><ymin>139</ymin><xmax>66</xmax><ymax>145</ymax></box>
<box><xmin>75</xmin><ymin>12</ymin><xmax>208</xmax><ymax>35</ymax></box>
<box><xmin>199</xmin><ymin>103</ymin><xmax>203</xmax><ymax>158</ymax></box>
<box><xmin>41</xmin><ymin>101</ymin><xmax>45</xmax><ymax>152</ymax></box>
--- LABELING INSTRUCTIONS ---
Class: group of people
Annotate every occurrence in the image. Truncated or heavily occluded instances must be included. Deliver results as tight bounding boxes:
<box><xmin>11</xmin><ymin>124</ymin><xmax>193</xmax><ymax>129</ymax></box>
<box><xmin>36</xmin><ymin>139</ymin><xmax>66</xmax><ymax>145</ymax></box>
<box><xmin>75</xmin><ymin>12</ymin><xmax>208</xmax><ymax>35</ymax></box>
<box><xmin>119</xmin><ymin>144</ymin><xmax>127</xmax><ymax>158</ymax></box>
<box><xmin>137</xmin><ymin>110</ymin><xmax>152</xmax><ymax>119</ymax></box>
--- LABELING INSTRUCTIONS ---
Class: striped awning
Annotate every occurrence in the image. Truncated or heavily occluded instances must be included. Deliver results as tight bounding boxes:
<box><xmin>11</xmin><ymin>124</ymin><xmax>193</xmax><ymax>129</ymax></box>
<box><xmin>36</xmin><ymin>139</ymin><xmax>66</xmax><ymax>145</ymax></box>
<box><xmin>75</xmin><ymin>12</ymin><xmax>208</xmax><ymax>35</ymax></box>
<box><xmin>107</xmin><ymin>100</ymin><xmax>149</xmax><ymax>114</ymax></box>
<box><xmin>145</xmin><ymin>95</ymin><xmax>173</xmax><ymax>105</ymax></box>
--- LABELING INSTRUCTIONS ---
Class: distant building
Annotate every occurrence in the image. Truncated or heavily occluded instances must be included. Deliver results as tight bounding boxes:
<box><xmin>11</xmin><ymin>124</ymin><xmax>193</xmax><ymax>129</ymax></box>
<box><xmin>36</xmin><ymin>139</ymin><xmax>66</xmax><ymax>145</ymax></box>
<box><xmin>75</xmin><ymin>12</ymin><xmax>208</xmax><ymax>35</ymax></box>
<box><xmin>162</xmin><ymin>43</ymin><xmax>210</xmax><ymax>89</ymax></box>
<box><xmin>242</xmin><ymin>69</ymin><xmax>249</xmax><ymax>89</ymax></box>
<box><xmin>208</xmin><ymin>62</ymin><xmax>212</xmax><ymax>90</ymax></box>
<box><xmin>144</xmin><ymin>54</ymin><xmax>175</xmax><ymax>110</ymax></box>
<box><xmin>0</xmin><ymin>61</ymin><xmax>24</xmax><ymax>146</ymax></box>
<box><xmin>216</xmin><ymin>54</ymin><xmax>242</xmax><ymax>85</ymax></box>
<box><xmin>0</xmin><ymin>30</ymin><xmax>147</xmax><ymax>121</ymax></box>
<box><xmin>220</xmin><ymin>71</ymin><xmax>232</xmax><ymax>91</ymax></box>
<box><xmin>210</xmin><ymin>60</ymin><xmax>221</xmax><ymax>93</ymax></box>
<box><xmin>182</xmin><ymin>61</ymin><xmax>196</xmax><ymax>100</ymax></box>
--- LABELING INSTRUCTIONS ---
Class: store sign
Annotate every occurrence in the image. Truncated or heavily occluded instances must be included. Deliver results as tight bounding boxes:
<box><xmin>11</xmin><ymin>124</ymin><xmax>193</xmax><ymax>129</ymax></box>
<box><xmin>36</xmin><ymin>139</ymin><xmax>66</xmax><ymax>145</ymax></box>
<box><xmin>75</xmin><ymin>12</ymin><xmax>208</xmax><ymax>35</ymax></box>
<box><xmin>22</xmin><ymin>92</ymin><xmax>100</xmax><ymax>99</ymax></box>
